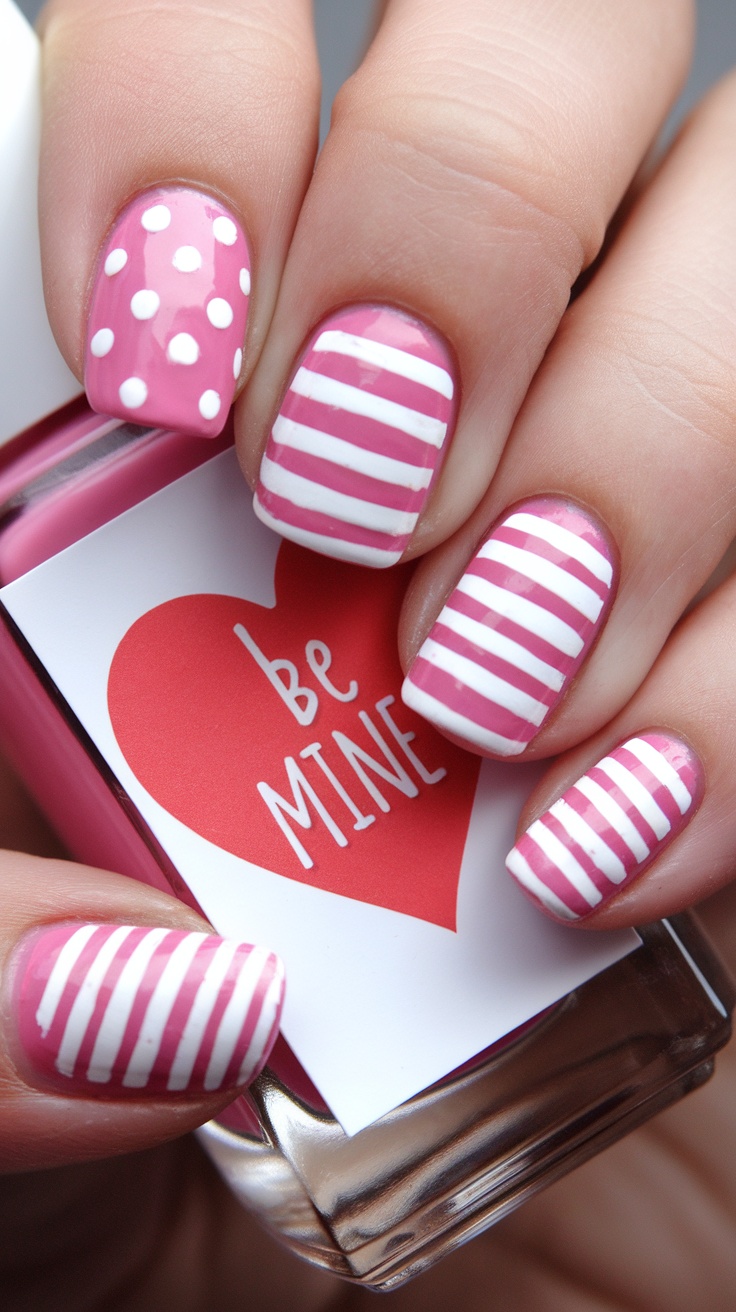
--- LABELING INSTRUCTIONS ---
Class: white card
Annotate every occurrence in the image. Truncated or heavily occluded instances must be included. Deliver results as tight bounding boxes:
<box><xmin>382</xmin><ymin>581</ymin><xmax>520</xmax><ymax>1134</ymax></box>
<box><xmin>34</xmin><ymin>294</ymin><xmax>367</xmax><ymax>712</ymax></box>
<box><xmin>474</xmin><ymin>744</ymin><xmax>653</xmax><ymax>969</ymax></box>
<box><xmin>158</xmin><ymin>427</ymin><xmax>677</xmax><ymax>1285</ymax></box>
<box><xmin>1</xmin><ymin>449</ymin><xmax>638</xmax><ymax>1134</ymax></box>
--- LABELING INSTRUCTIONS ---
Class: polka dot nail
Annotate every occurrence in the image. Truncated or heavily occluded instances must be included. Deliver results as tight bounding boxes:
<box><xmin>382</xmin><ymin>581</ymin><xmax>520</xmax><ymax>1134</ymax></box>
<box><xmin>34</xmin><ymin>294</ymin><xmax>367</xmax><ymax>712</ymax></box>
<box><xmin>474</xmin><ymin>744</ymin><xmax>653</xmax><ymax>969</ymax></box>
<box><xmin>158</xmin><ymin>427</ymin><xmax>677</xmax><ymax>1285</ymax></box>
<box><xmin>85</xmin><ymin>187</ymin><xmax>250</xmax><ymax>438</ymax></box>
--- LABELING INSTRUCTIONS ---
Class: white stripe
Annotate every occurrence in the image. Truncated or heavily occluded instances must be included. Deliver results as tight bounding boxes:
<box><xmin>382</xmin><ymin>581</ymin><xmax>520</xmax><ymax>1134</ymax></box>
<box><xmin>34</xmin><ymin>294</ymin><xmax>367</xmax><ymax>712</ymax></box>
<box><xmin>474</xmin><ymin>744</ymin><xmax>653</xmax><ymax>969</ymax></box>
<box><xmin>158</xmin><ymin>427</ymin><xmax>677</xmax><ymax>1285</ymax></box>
<box><xmin>204</xmin><ymin>947</ymin><xmax>270</xmax><ymax>1090</ymax></box>
<box><xmin>419</xmin><ymin>636</ymin><xmax>549</xmax><ymax>725</ymax></box>
<box><xmin>505</xmin><ymin>848</ymin><xmax>579</xmax><ymax>920</ymax></box>
<box><xmin>35</xmin><ymin>924</ymin><xmax>99</xmax><ymax>1038</ymax></box>
<box><xmin>438</xmin><ymin>605</ymin><xmax>565</xmax><ymax>690</ymax></box>
<box><xmin>623</xmin><ymin>737</ymin><xmax>693</xmax><ymax>814</ymax></box>
<box><xmin>271</xmin><ymin>414</ymin><xmax>433</xmax><ymax>490</ymax></box>
<box><xmin>549</xmin><ymin>798</ymin><xmax>628</xmax><ymax>884</ymax></box>
<box><xmin>504</xmin><ymin>512</ymin><xmax>613</xmax><ymax>584</ymax></box>
<box><xmin>478</xmin><ymin>540</ymin><xmax>604</xmax><ymax>622</ymax></box>
<box><xmin>313</xmin><ymin>329</ymin><xmax>454</xmax><ymax>398</ymax></box>
<box><xmin>401</xmin><ymin>678</ymin><xmax>528</xmax><ymax>756</ymax></box>
<box><xmin>574</xmin><ymin>775</ymin><xmax>650</xmax><ymax>862</ymax></box>
<box><xmin>55</xmin><ymin>926</ymin><xmax>135</xmax><ymax>1078</ymax></box>
<box><xmin>166</xmin><ymin>940</ymin><xmax>242</xmax><ymax>1091</ymax></box>
<box><xmin>121</xmin><ymin>932</ymin><xmax>207</xmax><ymax>1088</ymax></box>
<box><xmin>290</xmin><ymin>367</ymin><xmax>448</xmax><ymax>447</ymax></box>
<box><xmin>259</xmin><ymin>456</ymin><xmax>418</xmax><ymax>536</ymax></box>
<box><xmin>252</xmin><ymin>497</ymin><xmax>401</xmax><ymax>568</ymax></box>
<box><xmin>596</xmin><ymin>757</ymin><xmax>671</xmax><ymax>840</ymax></box>
<box><xmin>456</xmin><ymin>573</ymin><xmax>584</xmax><ymax>658</ymax></box>
<box><xmin>526</xmin><ymin>819</ymin><xmax>603</xmax><ymax>906</ymax></box>
<box><xmin>237</xmin><ymin>959</ymin><xmax>284</xmax><ymax>1084</ymax></box>
<box><xmin>86</xmin><ymin>927</ymin><xmax>170</xmax><ymax>1083</ymax></box>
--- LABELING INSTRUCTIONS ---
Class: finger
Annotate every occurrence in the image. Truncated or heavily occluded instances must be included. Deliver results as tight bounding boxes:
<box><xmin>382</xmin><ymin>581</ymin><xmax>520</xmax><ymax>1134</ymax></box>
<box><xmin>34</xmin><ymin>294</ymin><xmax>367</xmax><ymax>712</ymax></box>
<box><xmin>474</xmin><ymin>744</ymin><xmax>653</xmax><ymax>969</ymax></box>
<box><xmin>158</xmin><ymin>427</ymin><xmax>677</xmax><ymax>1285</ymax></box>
<box><xmin>401</xmin><ymin>69</ymin><xmax>736</xmax><ymax>759</ymax></box>
<box><xmin>37</xmin><ymin>0</ymin><xmax>319</xmax><ymax>435</ymax></box>
<box><xmin>242</xmin><ymin>0</ymin><xmax>692</xmax><ymax>564</ymax></box>
<box><xmin>0</xmin><ymin>852</ymin><xmax>283</xmax><ymax>1171</ymax></box>
<box><xmin>504</xmin><ymin>567</ymin><xmax>736</xmax><ymax>926</ymax></box>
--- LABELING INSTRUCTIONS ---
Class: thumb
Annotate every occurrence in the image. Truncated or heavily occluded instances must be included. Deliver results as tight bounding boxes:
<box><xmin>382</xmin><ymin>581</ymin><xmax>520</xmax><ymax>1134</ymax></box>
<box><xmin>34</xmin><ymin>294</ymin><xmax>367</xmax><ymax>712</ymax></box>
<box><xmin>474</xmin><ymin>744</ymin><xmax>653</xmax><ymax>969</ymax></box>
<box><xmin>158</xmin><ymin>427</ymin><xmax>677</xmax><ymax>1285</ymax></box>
<box><xmin>0</xmin><ymin>851</ymin><xmax>283</xmax><ymax>1172</ymax></box>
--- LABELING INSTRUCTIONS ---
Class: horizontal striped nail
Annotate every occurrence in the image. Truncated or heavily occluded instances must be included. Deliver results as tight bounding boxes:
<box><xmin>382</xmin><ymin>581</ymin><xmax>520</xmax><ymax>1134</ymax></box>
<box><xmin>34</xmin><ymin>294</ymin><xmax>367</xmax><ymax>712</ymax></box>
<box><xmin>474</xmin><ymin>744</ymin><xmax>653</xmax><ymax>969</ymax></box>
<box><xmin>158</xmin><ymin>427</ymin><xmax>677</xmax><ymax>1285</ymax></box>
<box><xmin>253</xmin><ymin>305</ymin><xmax>457</xmax><ymax>567</ymax></box>
<box><xmin>506</xmin><ymin>733</ymin><xmax>703</xmax><ymax>920</ymax></box>
<box><xmin>402</xmin><ymin>497</ymin><xmax>615</xmax><ymax>756</ymax></box>
<box><xmin>14</xmin><ymin>924</ymin><xmax>284</xmax><ymax>1096</ymax></box>
<box><xmin>85</xmin><ymin>187</ymin><xmax>250</xmax><ymax>437</ymax></box>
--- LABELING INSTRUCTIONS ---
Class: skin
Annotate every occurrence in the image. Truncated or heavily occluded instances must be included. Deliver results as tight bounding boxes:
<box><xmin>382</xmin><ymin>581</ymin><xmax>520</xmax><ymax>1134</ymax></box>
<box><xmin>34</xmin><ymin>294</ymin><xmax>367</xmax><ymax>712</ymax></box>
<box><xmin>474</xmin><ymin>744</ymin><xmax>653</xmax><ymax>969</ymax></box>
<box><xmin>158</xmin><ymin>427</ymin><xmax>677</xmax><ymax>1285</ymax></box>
<box><xmin>2</xmin><ymin>0</ymin><xmax>736</xmax><ymax>1303</ymax></box>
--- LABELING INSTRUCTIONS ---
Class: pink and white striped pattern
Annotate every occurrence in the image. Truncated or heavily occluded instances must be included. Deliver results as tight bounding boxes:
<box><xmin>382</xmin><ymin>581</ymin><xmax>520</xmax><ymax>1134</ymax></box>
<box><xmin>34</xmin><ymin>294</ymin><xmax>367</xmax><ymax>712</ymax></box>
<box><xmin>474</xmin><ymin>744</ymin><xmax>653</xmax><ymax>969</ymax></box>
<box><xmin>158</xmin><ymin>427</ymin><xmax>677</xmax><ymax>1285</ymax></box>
<box><xmin>253</xmin><ymin>305</ymin><xmax>456</xmax><ymax>567</ymax></box>
<box><xmin>506</xmin><ymin>733</ymin><xmax>703</xmax><ymax>920</ymax></box>
<box><xmin>402</xmin><ymin>498</ymin><xmax>615</xmax><ymax>756</ymax></box>
<box><xmin>15</xmin><ymin>924</ymin><xmax>284</xmax><ymax>1095</ymax></box>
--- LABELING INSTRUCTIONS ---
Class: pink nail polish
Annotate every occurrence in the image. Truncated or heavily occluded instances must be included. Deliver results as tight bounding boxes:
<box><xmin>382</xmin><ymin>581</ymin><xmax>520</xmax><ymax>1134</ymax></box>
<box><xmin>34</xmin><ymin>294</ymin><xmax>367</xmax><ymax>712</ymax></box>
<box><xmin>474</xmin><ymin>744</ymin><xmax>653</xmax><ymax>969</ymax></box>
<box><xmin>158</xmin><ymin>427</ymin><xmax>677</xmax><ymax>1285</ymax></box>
<box><xmin>506</xmin><ymin>733</ymin><xmax>704</xmax><ymax>920</ymax></box>
<box><xmin>85</xmin><ymin>187</ymin><xmax>250</xmax><ymax>438</ymax></box>
<box><xmin>0</xmin><ymin>5</ymin><xmax>732</xmax><ymax>1288</ymax></box>
<box><xmin>402</xmin><ymin>497</ymin><xmax>615</xmax><ymax>755</ymax></box>
<box><xmin>253</xmin><ymin>305</ymin><xmax>457</xmax><ymax>567</ymax></box>
<box><xmin>14</xmin><ymin>922</ymin><xmax>284</xmax><ymax>1095</ymax></box>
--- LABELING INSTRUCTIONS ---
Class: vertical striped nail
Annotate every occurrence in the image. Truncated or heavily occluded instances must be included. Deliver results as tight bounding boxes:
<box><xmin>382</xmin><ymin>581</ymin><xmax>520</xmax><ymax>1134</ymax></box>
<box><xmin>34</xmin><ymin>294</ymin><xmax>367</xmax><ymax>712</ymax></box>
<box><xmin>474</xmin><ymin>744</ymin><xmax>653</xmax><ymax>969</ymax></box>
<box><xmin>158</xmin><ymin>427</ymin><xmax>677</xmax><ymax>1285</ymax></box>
<box><xmin>402</xmin><ymin>497</ymin><xmax>615</xmax><ymax>756</ymax></box>
<box><xmin>506</xmin><ymin>733</ymin><xmax>703</xmax><ymax>920</ymax></box>
<box><xmin>14</xmin><ymin>924</ymin><xmax>284</xmax><ymax>1095</ymax></box>
<box><xmin>253</xmin><ymin>305</ymin><xmax>457</xmax><ymax>567</ymax></box>
<box><xmin>85</xmin><ymin>187</ymin><xmax>250</xmax><ymax>437</ymax></box>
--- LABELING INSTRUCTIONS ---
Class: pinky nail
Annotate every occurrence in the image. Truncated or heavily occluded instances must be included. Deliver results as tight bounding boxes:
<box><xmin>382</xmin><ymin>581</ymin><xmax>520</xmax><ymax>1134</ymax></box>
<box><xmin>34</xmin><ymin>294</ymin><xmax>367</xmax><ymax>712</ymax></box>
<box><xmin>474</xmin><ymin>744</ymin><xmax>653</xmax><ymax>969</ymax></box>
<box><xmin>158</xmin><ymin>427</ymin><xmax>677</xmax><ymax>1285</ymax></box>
<box><xmin>14</xmin><ymin>923</ymin><xmax>284</xmax><ymax>1096</ymax></box>
<box><xmin>506</xmin><ymin>732</ymin><xmax>703</xmax><ymax>920</ymax></box>
<box><xmin>85</xmin><ymin>187</ymin><xmax>250</xmax><ymax>437</ymax></box>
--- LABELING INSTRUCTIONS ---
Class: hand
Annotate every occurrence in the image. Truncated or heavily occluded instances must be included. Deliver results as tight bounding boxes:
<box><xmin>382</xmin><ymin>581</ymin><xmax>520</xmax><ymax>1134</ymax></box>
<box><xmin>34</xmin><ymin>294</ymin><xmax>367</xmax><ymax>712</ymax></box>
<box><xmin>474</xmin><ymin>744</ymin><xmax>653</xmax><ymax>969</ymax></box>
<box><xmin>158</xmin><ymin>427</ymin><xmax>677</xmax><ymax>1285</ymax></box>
<box><xmin>36</xmin><ymin>0</ymin><xmax>736</xmax><ymax>929</ymax></box>
<box><xmin>12</xmin><ymin>0</ymin><xmax>736</xmax><ymax>1303</ymax></box>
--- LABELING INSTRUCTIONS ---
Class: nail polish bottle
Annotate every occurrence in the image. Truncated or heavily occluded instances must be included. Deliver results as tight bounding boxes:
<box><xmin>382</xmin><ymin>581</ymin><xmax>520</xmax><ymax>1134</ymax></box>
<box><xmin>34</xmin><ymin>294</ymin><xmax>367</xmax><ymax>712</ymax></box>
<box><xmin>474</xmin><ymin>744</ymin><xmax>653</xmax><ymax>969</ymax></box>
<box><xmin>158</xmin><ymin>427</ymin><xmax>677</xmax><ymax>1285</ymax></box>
<box><xmin>0</xmin><ymin>0</ymin><xmax>732</xmax><ymax>1291</ymax></box>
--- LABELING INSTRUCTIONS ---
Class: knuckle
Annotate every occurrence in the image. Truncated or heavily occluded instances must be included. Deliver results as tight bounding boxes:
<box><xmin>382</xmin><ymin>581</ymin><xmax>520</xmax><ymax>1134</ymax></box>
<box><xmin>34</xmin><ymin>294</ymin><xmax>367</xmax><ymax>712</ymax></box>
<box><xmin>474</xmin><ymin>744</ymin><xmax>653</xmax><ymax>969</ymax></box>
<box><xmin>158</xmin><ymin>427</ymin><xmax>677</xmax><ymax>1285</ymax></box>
<box><xmin>330</xmin><ymin>71</ymin><xmax>587</xmax><ymax>288</ymax></box>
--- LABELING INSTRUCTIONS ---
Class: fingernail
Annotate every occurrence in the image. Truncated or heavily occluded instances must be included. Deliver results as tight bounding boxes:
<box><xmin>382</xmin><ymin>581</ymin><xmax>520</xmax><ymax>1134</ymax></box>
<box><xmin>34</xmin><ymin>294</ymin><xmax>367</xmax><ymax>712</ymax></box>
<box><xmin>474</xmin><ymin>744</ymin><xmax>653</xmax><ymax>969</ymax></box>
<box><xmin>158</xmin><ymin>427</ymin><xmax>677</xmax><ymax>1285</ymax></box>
<box><xmin>402</xmin><ymin>497</ymin><xmax>615</xmax><ymax>755</ymax></box>
<box><xmin>14</xmin><ymin>924</ymin><xmax>284</xmax><ymax>1095</ymax></box>
<box><xmin>85</xmin><ymin>187</ymin><xmax>250</xmax><ymax>437</ymax></box>
<box><xmin>506</xmin><ymin>732</ymin><xmax>703</xmax><ymax>920</ymax></box>
<box><xmin>253</xmin><ymin>305</ymin><xmax>457</xmax><ymax>567</ymax></box>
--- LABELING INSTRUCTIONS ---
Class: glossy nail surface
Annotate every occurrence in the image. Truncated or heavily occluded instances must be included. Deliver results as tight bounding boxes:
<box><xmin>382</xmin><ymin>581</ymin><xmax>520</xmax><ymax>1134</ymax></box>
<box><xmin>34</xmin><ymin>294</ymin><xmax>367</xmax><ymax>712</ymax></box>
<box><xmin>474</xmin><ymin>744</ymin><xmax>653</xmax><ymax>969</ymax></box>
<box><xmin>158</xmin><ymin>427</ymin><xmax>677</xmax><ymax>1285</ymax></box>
<box><xmin>402</xmin><ymin>498</ymin><xmax>615</xmax><ymax>755</ymax></box>
<box><xmin>253</xmin><ymin>305</ymin><xmax>457</xmax><ymax>567</ymax></box>
<box><xmin>15</xmin><ymin>923</ymin><xmax>284</xmax><ymax>1095</ymax></box>
<box><xmin>506</xmin><ymin>733</ymin><xmax>703</xmax><ymax>920</ymax></box>
<box><xmin>85</xmin><ymin>187</ymin><xmax>250</xmax><ymax>437</ymax></box>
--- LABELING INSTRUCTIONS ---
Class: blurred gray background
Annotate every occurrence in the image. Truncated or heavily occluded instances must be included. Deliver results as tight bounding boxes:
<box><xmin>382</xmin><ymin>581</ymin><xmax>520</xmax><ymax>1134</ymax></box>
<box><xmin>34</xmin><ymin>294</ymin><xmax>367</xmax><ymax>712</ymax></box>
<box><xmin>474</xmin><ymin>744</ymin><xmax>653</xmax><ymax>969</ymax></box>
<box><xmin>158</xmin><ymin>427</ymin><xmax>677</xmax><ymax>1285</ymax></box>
<box><xmin>14</xmin><ymin>0</ymin><xmax>736</xmax><ymax>143</ymax></box>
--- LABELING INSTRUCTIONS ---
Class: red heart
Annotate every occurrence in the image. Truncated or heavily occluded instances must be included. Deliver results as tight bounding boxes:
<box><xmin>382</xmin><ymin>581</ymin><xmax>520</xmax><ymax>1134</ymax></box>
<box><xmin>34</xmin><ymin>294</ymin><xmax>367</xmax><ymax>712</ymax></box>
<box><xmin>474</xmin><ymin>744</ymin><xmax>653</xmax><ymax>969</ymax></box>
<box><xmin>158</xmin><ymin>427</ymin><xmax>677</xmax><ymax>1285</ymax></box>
<box><xmin>107</xmin><ymin>541</ymin><xmax>480</xmax><ymax>930</ymax></box>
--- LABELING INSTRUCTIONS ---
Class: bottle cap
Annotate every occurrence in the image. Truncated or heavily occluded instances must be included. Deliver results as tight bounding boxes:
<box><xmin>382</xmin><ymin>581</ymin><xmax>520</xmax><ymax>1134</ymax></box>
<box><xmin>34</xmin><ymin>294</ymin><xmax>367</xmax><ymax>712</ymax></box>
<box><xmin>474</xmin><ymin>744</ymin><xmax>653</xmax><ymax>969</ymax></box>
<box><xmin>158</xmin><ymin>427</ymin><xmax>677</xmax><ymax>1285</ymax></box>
<box><xmin>0</xmin><ymin>0</ymin><xmax>81</xmax><ymax>448</ymax></box>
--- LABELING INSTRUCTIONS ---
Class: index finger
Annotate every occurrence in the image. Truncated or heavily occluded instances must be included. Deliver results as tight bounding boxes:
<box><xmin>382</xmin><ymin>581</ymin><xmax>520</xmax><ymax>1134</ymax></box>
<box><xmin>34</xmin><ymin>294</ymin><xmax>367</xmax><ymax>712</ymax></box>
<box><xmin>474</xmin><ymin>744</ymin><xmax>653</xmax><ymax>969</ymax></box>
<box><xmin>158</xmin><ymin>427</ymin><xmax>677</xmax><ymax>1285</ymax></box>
<box><xmin>38</xmin><ymin>0</ymin><xmax>320</xmax><ymax>433</ymax></box>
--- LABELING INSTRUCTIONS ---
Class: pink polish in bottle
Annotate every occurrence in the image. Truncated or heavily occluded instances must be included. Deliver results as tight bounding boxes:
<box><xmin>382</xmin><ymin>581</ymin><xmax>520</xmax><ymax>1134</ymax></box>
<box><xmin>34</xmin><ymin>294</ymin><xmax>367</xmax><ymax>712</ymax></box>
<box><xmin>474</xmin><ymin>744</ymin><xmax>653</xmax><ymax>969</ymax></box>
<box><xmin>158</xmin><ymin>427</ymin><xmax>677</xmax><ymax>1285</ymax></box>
<box><xmin>0</xmin><ymin>0</ymin><xmax>732</xmax><ymax>1292</ymax></box>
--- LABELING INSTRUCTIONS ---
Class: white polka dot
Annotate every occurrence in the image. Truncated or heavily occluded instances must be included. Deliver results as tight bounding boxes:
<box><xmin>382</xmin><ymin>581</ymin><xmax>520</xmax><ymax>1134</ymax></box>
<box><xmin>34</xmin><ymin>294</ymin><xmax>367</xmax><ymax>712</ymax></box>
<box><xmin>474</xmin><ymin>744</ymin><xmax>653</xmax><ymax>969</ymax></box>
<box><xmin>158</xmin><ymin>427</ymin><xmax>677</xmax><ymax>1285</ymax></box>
<box><xmin>239</xmin><ymin>267</ymin><xmax>251</xmax><ymax>296</ymax></box>
<box><xmin>119</xmin><ymin>377</ymin><xmax>148</xmax><ymax>409</ymax></box>
<box><xmin>90</xmin><ymin>328</ymin><xmax>114</xmax><ymax>358</ymax></box>
<box><xmin>213</xmin><ymin>215</ymin><xmax>237</xmax><ymax>246</ymax></box>
<box><xmin>172</xmin><ymin>245</ymin><xmax>202</xmax><ymax>273</ymax></box>
<box><xmin>141</xmin><ymin>204</ymin><xmax>171</xmax><ymax>232</ymax></box>
<box><xmin>233</xmin><ymin>347</ymin><xmax>243</xmax><ymax>379</ymax></box>
<box><xmin>207</xmin><ymin>297</ymin><xmax>233</xmax><ymax>329</ymax></box>
<box><xmin>130</xmin><ymin>289</ymin><xmax>160</xmax><ymax>320</ymax></box>
<box><xmin>104</xmin><ymin>248</ymin><xmax>128</xmax><ymax>276</ymax></box>
<box><xmin>199</xmin><ymin>390</ymin><xmax>221</xmax><ymax>420</ymax></box>
<box><xmin>167</xmin><ymin>332</ymin><xmax>200</xmax><ymax>365</ymax></box>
